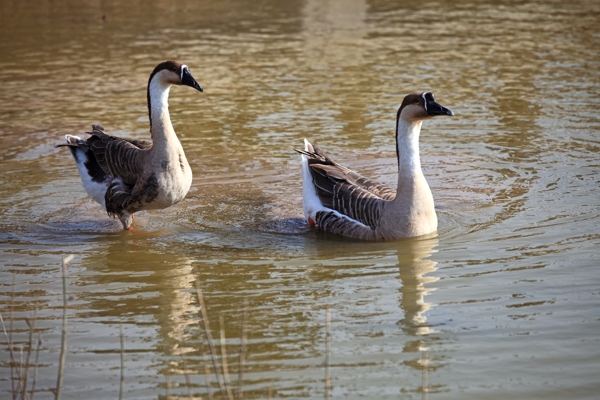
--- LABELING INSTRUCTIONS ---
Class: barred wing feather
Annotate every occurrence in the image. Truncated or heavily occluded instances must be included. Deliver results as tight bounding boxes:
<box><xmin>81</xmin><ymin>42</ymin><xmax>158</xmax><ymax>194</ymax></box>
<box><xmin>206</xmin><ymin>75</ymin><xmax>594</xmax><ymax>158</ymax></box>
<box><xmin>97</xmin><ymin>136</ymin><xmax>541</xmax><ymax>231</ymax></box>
<box><xmin>297</xmin><ymin>144</ymin><xmax>395</xmax><ymax>230</ymax></box>
<box><xmin>85</xmin><ymin>126</ymin><xmax>150</xmax><ymax>186</ymax></box>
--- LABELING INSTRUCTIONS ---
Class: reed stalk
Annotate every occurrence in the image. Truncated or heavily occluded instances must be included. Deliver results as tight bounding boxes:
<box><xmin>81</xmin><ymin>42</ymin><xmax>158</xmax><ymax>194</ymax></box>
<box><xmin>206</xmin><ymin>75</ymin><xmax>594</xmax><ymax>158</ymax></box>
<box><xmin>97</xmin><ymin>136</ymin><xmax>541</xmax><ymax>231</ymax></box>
<box><xmin>18</xmin><ymin>345</ymin><xmax>24</xmax><ymax>399</ymax></box>
<box><xmin>422</xmin><ymin>350</ymin><xmax>428</xmax><ymax>400</ymax></box>
<box><xmin>203</xmin><ymin>353</ymin><xmax>214</xmax><ymax>400</ymax></box>
<box><xmin>1</xmin><ymin>309</ymin><xmax>27</xmax><ymax>399</ymax></box>
<box><xmin>165</xmin><ymin>374</ymin><xmax>171</xmax><ymax>400</ymax></box>
<box><xmin>30</xmin><ymin>333</ymin><xmax>42</xmax><ymax>400</ymax></box>
<box><xmin>237</xmin><ymin>300</ymin><xmax>248</xmax><ymax>400</ymax></box>
<box><xmin>179</xmin><ymin>351</ymin><xmax>194</xmax><ymax>399</ymax></box>
<box><xmin>194</xmin><ymin>278</ymin><xmax>227</xmax><ymax>400</ymax></box>
<box><xmin>325</xmin><ymin>307</ymin><xmax>331</xmax><ymax>400</ymax></box>
<box><xmin>11</xmin><ymin>273</ymin><xmax>16</xmax><ymax>399</ymax></box>
<box><xmin>219</xmin><ymin>315</ymin><xmax>234</xmax><ymax>400</ymax></box>
<box><xmin>55</xmin><ymin>255</ymin><xmax>73</xmax><ymax>400</ymax></box>
<box><xmin>23</xmin><ymin>309</ymin><xmax>37</xmax><ymax>399</ymax></box>
<box><xmin>119</xmin><ymin>324</ymin><xmax>125</xmax><ymax>400</ymax></box>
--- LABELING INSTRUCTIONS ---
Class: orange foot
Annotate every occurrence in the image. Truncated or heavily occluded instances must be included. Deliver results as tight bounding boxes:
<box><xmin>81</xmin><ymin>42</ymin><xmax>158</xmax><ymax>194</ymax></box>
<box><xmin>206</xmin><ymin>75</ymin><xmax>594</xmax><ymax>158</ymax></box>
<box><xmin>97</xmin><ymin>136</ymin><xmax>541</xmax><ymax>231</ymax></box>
<box><xmin>308</xmin><ymin>217</ymin><xmax>316</xmax><ymax>227</ymax></box>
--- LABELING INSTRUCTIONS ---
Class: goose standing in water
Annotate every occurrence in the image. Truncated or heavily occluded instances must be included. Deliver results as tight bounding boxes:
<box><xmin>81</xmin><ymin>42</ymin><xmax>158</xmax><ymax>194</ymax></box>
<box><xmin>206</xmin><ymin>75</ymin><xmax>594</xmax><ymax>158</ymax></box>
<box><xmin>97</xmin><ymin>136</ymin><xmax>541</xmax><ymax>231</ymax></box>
<box><xmin>296</xmin><ymin>92</ymin><xmax>454</xmax><ymax>240</ymax></box>
<box><xmin>57</xmin><ymin>61</ymin><xmax>203</xmax><ymax>230</ymax></box>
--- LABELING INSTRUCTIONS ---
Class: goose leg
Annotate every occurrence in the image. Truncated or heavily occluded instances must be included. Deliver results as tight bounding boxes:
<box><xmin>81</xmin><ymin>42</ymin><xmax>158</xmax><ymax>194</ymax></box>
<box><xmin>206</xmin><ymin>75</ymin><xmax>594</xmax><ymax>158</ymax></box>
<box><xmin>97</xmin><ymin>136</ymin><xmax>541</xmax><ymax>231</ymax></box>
<box><xmin>118</xmin><ymin>212</ymin><xmax>134</xmax><ymax>230</ymax></box>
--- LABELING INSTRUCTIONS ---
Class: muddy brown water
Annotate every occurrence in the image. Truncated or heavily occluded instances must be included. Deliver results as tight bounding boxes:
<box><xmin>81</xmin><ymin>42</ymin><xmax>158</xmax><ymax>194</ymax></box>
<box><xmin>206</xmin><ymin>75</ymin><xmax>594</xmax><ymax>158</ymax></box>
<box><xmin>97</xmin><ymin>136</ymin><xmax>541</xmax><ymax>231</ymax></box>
<box><xmin>1</xmin><ymin>0</ymin><xmax>599</xmax><ymax>398</ymax></box>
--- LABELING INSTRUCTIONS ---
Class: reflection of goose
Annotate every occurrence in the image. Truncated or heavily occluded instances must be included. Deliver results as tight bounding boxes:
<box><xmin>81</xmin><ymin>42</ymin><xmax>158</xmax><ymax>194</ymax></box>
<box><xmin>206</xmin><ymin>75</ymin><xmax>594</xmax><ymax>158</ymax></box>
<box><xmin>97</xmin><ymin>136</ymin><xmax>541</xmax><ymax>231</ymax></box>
<box><xmin>84</xmin><ymin>239</ymin><xmax>201</xmax><ymax>355</ymax></box>
<box><xmin>296</xmin><ymin>92</ymin><xmax>454</xmax><ymax>240</ymax></box>
<box><xmin>164</xmin><ymin>259</ymin><xmax>201</xmax><ymax>354</ymax></box>
<box><xmin>396</xmin><ymin>236</ymin><xmax>439</xmax><ymax>339</ymax></box>
<box><xmin>57</xmin><ymin>61</ymin><xmax>203</xmax><ymax>230</ymax></box>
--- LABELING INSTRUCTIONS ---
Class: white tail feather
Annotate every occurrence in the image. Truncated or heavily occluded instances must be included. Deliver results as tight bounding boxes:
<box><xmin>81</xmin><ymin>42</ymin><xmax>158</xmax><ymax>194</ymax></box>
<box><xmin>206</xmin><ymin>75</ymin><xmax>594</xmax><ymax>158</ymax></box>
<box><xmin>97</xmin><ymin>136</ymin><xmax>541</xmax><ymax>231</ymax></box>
<box><xmin>300</xmin><ymin>139</ymin><xmax>324</xmax><ymax>222</ymax></box>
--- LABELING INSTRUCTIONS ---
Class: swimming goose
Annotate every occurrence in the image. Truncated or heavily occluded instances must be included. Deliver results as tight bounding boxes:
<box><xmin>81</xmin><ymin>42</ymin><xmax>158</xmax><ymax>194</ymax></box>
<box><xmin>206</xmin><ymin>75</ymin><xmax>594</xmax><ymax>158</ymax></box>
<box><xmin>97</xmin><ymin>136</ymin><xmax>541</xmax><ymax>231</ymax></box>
<box><xmin>295</xmin><ymin>92</ymin><xmax>453</xmax><ymax>240</ymax></box>
<box><xmin>57</xmin><ymin>61</ymin><xmax>203</xmax><ymax>230</ymax></box>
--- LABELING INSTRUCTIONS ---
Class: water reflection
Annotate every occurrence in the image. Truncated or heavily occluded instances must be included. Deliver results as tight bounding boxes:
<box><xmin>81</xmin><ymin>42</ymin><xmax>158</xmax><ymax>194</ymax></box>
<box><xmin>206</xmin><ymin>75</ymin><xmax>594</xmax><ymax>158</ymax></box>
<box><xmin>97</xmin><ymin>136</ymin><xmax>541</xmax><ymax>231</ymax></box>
<box><xmin>397</xmin><ymin>236</ymin><xmax>438</xmax><ymax>340</ymax></box>
<box><xmin>79</xmin><ymin>236</ymin><xmax>200</xmax><ymax>354</ymax></box>
<box><xmin>2</xmin><ymin>0</ymin><xmax>600</xmax><ymax>398</ymax></box>
<box><xmin>67</xmin><ymin>230</ymin><xmax>442</xmax><ymax>394</ymax></box>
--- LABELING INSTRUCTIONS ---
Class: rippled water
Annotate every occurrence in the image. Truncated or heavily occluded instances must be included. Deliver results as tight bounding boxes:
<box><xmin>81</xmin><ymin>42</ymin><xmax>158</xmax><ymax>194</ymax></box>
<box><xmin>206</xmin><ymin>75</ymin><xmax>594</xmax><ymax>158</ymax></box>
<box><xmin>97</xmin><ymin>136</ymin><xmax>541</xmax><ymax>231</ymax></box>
<box><xmin>1</xmin><ymin>0</ymin><xmax>599</xmax><ymax>399</ymax></box>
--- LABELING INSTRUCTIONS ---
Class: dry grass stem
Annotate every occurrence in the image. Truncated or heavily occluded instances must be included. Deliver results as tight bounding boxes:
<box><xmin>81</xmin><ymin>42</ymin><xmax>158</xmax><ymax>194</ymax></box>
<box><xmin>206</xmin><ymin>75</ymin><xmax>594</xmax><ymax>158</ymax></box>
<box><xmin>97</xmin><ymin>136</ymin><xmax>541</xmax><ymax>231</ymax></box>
<box><xmin>219</xmin><ymin>315</ymin><xmax>234</xmax><ymax>400</ymax></box>
<box><xmin>55</xmin><ymin>254</ymin><xmax>73</xmax><ymax>400</ymax></box>
<box><xmin>11</xmin><ymin>273</ymin><xmax>16</xmax><ymax>398</ymax></box>
<box><xmin>179</xmin><ymin>351</ymin><xmax>194</xmax><ymax>399</ymax></box>
<box><xmin>1</xmin><ymin>290</ymin><xmax>30</xmax><ymax>400</ymax></box>
<box><xmin>203</xmin><ymin>353</ymin><xmax>214</xmax><ymax>400</ymax></box>
<box><xmin>119</xmin><ymin>324</ymin><xmax>125</xmax><ymax>400</ymax></box>
<box><xmin>31</xmin><ymin>333</ymin><xmax>42</xmax><ymax>400</ymax></box>
<box><xmin>18</xmin><ymin>345</ymin><xmax>24</xmax><ymax>399</ymax></box>
<box><xmin>325</xmin><ymin>307</ymin><xmax>331</xmax><ymax>400</ymax></box>
<box><xmin>23</xmin><ymin>309</ymin><xmax>37</xmax><ymax>398</ymax></box>
<box><xmin>422</xmin><ymin>350</ymin><xmax>428</xmax><ymax>400</ymax></box>
<box><xmin>194</xmin><ymin>278</ymin><xmax>227</xmax><ymax>400</ymax></box>
<box><xmin>237</xmin><ymin>300</ymin><xmax>248</xmax><ymax>400</ymax></box>
<box><xmin>165</xmin><ymin>374</ymin><xmax>171</xmax><ymax>400</ymax></box>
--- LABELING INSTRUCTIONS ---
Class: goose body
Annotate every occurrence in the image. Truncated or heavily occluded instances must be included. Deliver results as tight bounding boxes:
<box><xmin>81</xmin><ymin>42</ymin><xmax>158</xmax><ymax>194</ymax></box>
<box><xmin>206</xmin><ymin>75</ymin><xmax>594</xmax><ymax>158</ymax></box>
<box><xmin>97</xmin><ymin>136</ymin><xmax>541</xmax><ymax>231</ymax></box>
<box><xmin>296</xmin><ymin>92</ymin><xmax>453</xmax><ymax>240</ymax></box>
<box><xmin>58</xmin><ymin>61</ymin><xmax>203</xmax><ymax>230</ymax></box>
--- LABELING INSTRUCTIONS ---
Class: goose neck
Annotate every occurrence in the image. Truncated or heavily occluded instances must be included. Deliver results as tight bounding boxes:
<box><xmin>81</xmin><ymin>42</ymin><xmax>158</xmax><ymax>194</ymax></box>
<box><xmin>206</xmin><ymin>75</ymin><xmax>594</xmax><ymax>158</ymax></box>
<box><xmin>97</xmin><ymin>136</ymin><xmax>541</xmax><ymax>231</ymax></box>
<box><xmin>148</xmin><ymin>78</ymin><xmax>177</xmax><ymax>145</ymax></box>
<box><xmin>395</xmin><ymin>118</ymin><xmax>423</xmax><ymax>180</ymax></box>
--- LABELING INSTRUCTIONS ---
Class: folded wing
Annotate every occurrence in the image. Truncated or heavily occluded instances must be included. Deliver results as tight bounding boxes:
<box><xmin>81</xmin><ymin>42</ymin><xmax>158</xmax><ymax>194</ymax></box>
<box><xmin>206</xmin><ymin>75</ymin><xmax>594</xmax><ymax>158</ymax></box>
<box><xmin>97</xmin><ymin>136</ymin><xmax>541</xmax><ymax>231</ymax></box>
<box><xmin>85</xmin><ymin>125</ymin><xmax>151</xmax><ymax>185</ymax></box>
<box><xmin>296</xmin><ymin>143</ymin><xmax>395</xmax><ymax>230</ymax></box>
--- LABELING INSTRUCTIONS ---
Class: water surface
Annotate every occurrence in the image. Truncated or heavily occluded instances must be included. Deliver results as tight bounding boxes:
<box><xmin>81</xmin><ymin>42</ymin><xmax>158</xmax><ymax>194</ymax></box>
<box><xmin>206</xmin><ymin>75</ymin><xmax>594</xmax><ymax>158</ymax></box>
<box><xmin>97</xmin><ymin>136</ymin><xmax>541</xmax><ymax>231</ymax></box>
<box><xmin>1</xmin><ymin>0</ymin><xmax>599</xmax><ymax>398</ymax></box>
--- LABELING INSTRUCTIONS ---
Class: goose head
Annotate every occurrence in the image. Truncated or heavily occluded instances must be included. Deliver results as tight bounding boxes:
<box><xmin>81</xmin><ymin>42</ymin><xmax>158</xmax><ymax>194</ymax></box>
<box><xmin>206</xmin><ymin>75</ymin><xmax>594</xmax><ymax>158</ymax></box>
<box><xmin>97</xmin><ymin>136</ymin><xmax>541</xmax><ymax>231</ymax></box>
<box><xmin>397</xmin><ymin>92</ymin><xmax>453</xmax><ymax>123</ymax></box>
<box><xmin>148</xmin><ymin>60</ymin><xmax>203</xmax><ymax>92</ymax></box>
<box><xmin>394</xmin><ymin>92</ymin><xmax>453</xmax><ymax>167</ymax></box>
<box><xmin>146</xmin><ymin>61</ymin><xmax>203</xmax><ymax>129</ymax></box>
